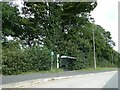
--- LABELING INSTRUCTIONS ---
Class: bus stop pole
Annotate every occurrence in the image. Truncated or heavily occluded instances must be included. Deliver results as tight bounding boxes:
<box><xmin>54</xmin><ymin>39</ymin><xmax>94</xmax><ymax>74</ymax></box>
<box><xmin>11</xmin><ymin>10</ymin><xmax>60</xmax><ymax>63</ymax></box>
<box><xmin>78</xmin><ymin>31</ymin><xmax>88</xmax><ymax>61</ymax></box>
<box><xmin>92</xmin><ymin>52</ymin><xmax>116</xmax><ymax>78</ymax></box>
<box><xmin>57</xmin><ymin>54</ymin><xmax>59</xmax><ymax>68</ymax></box>
<box><xmin>51</xmin><ymin>51</ymin><xmax>54</xmax><ymax>70</ymax></box>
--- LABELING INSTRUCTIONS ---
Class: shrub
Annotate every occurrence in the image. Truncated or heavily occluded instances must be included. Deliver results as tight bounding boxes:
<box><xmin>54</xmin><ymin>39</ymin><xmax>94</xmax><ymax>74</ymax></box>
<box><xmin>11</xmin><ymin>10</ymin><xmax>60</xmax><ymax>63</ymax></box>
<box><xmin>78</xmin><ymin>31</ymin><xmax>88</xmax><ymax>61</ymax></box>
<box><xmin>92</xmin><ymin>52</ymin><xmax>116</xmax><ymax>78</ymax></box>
<box><xmin>2</xmin><ymin>46</ymin><xmax>51</xmax><ymax>75</ymax></box>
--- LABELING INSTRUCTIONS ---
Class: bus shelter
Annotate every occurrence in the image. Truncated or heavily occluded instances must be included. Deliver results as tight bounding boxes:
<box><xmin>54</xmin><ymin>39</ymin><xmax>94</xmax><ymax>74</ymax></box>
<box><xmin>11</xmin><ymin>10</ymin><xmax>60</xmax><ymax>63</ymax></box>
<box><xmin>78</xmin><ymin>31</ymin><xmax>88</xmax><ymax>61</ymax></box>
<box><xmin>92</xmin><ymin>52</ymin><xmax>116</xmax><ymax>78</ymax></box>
<box><xmin>60</xmin><ymin>55</ymin><xmax>76</xmax><ymax>70</ymax></box>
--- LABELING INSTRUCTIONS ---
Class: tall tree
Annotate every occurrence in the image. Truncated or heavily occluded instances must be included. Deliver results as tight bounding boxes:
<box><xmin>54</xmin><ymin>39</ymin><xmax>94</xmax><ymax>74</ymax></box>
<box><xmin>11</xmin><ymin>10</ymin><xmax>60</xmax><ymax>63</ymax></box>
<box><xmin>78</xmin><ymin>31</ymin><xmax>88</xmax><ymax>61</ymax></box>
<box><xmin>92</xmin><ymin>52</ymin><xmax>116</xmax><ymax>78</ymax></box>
<box><xmin>2</xmin><ymin>2</ymin><xmax>21</xmax><ymax>39</ymax></box>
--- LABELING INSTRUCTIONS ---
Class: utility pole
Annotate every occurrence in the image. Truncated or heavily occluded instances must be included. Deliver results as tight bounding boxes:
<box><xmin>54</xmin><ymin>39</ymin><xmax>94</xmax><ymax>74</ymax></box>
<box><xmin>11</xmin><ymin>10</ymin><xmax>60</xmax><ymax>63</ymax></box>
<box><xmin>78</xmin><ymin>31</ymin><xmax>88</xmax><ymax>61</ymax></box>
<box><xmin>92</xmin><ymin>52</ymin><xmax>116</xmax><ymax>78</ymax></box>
<box><xmin>93</xmin><ymin>27</ymin><xmax>96</xmax><ymax>69</ymax></box>
<box><xmin>90</xmin><ymin>17</ymin><xmax>96</xmax><ymax>69</ymax></box>
<box><xmin>111</xmin><ymin>44</ymin><xmax>114</xmax><ymax>66</ymax></box>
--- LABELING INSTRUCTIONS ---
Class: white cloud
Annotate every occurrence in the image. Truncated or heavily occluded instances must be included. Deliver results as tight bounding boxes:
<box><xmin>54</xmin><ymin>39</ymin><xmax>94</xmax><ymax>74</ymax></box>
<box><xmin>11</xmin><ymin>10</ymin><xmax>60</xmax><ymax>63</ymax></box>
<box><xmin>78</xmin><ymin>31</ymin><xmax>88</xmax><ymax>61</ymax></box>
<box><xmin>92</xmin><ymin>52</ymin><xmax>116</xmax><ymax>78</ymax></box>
<box><xmin>91</xmin><ymin>0</ymin><xmax>119</xmax><ymax>51</ymax></box>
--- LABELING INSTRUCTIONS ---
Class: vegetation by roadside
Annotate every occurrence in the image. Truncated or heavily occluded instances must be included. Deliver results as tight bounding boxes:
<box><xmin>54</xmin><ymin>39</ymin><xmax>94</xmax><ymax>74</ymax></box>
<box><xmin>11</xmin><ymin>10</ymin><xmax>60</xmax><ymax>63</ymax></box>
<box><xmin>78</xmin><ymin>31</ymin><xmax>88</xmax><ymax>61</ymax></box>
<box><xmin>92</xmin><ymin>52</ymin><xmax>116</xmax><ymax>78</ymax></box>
<box><xmin>2</xmin><ymin>68</ymin><xmax>64</xmax><ymax>76</ymax></box>
<box><xmin>21</xmin><ymin>68</ymin><xmax>64</xmax><ymax>75</ymax></box>
<box><xmin>77</xmin><ymin>67</ymin><xmax>118</xmax><ymax>71</ymax></box>
<box><xmin>2</xmin><ymin>2</ymin><xmax>119</xmax><ymax>75</ymax></box>
<box><xmin>21</xmin><ymin>67</ymin><xmax>118</xmax><ymax>75</ymax></box>
<box><xmin>3</xmin><ymin>67</ymin><xmax>118</xmax><ymax>76</ymax></box>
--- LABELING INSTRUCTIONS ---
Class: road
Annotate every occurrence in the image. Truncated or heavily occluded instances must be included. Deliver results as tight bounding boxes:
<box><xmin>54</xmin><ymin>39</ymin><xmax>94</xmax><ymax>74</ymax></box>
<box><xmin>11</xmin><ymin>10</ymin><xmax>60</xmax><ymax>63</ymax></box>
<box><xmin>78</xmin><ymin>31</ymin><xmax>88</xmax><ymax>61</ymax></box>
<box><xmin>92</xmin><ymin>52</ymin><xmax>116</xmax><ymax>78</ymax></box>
<box><xmin>2</xmin><ymin>69</ymin><xmax>117</xmax><ymax>85</ymax></box>
<box><xmin>21</xmin><ymin>71</ymin><xmax>118</xmax><ymax>88</ymax></box>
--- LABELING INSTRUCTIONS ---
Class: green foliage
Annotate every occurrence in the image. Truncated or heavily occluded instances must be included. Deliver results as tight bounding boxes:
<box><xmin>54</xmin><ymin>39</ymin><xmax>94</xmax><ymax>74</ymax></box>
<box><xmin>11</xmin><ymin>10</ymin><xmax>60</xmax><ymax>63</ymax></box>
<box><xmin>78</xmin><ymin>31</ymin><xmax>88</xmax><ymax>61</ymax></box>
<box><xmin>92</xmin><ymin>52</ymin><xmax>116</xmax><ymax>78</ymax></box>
<box><xmin>2</xmin><ymin>2</ymin><xmax>21</xmax><ymax>37</ymax></box>
<box><xmin>2</xmin><ymin>2</ymin><xmax>119</xmax><ymax>75</ymax></box>
<box><xmin>2</xmin><ymin>42</ymin><xmax>51</xmax><ymax>75</ymax></box>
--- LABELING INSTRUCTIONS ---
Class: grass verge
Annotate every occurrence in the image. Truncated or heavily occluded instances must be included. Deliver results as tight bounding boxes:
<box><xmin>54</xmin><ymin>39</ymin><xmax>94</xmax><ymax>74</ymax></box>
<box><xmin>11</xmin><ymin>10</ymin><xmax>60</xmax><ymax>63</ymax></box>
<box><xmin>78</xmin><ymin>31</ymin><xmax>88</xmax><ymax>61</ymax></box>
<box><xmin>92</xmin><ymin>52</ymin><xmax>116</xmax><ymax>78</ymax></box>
<box><xmin>3</xmin><ymin>67</ymin><xmax>117</xmax><ymax>76</ymax></box>
<box><xmin>19</xmin><ymin>68</ymin><xmax>64</xmax><ymax>75</ymax></box>
<box><xmin>77</xmin><ymin>67</ymin><xmax>118</xmax><ymax>71</ymax></box>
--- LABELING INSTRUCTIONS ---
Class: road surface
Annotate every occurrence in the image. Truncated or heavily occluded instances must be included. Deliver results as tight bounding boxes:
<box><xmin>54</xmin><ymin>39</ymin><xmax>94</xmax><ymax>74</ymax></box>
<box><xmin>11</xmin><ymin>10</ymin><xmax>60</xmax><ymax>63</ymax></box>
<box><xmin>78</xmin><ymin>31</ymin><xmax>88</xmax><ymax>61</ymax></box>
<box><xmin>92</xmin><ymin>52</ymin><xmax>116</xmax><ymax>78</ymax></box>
<box><xmin>2</xmin><ymin>69</ymin><xmax>117</xmax><ymax>84</ymax></box>
<box><xmin>21</xmin><ymin>71</ymin><xmax>118</xmax><ymax>88</ymax></box>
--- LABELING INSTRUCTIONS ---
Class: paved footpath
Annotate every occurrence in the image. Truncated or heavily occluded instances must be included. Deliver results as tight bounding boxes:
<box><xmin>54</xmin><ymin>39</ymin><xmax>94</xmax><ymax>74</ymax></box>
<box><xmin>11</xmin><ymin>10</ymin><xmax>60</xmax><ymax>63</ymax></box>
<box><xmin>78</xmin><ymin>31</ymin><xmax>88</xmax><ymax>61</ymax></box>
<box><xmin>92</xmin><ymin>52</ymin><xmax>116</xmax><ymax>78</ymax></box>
<box><xmin>2</xmin><ymin>69</ymin><xmax>117</xmax><ymax>85</ymax></box>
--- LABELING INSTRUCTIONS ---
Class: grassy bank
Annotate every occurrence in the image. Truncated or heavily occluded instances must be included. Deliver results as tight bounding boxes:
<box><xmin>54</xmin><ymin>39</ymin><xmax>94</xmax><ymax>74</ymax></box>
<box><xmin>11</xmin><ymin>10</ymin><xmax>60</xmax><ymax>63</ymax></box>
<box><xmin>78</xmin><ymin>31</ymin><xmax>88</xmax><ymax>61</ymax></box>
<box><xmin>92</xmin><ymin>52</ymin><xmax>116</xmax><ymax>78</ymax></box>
<box><xmin>3</xmin><ymin>67</ymin><xmax>118</xmax><ymax>76</ymax></box>
<box><xmin>17</xmin><ymin>68</ymin><xmax>64</xmax><ymax>75</ymax></box>
<box><xmin>77</xmin><ymin>67</ymin><xmax>118</xmax><ymax>71</ymax></box>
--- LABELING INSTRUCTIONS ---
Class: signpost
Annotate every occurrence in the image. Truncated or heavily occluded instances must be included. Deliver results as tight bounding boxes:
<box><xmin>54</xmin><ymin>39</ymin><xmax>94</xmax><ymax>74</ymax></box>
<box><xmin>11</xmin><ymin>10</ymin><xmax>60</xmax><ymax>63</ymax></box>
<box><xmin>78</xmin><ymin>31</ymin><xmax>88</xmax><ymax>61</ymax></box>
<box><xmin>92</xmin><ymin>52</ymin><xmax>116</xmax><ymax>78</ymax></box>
<box><xmin>57</xmin><ymin>54</ymin><xmax>59</xmax><ymax>68</ymax></box>
<box><xmin>51</xmin><ymin>51</ymin><xmax>54</xmax><ymax>70</ymax></box>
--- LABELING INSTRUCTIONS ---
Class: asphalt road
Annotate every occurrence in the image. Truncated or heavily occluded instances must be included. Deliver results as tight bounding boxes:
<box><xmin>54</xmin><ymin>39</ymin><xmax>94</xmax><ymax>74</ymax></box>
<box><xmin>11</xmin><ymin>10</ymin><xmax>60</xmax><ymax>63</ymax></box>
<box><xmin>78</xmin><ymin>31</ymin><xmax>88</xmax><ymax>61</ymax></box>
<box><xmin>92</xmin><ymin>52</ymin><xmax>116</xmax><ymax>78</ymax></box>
<box><xmin>2</xmin><ymin>69</ymin><xmax>117</xmax><ymax>84</ymax></box>
<box><xmin>21</xmin><ymin>71</ymin><xmax>118</xmax><ymax>88</ymax></box>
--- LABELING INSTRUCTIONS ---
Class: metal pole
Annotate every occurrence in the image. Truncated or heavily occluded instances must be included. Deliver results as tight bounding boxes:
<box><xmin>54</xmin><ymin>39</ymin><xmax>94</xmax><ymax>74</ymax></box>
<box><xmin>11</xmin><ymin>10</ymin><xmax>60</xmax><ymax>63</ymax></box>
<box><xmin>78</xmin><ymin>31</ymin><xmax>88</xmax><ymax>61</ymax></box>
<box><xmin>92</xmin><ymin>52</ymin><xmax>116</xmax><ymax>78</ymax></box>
<box><xmin>57</xmin><ymin>54</ymin><xmax>59</xmax><ymax>68</ymax></box>
<box><xmin>51</xmin><ymin>55</ymin><xmax>53</xmax><ymax>70</ymax></box>
<box><xmin>111</xmin><ymin>49</ymin><xmax>113</xmax><ymax>65</ymax></box>
<box><xmin>93</xmin><ymin>27</ymin><xmax>96</xmax><ymax>69</ymax></box>
<box><xmin>51</xmin><ymin>51</ymin><xmax>54</xmax><ymax>70</ymax></box>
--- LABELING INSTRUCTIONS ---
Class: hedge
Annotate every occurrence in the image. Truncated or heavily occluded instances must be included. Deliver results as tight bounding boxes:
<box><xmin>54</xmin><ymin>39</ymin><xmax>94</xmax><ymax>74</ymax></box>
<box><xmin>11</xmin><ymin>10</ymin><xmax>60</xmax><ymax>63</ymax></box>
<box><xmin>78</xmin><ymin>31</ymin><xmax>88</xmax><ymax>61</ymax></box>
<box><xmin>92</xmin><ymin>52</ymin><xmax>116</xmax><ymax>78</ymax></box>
<box><xmin>2</xmin><ymin>46</ymin><xmax>51</xmax><ymax>75</ymax></box>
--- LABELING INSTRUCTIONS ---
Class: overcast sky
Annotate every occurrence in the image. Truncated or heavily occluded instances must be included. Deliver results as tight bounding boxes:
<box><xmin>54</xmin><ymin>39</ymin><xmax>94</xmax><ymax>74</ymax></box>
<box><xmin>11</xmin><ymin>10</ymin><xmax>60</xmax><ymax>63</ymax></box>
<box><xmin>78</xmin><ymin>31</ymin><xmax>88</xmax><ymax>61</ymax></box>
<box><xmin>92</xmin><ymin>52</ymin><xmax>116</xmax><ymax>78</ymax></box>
<box><xmin>91</xmin><ymin>0</ymin><xmax>119</xmax><ymax>51</ymax></box>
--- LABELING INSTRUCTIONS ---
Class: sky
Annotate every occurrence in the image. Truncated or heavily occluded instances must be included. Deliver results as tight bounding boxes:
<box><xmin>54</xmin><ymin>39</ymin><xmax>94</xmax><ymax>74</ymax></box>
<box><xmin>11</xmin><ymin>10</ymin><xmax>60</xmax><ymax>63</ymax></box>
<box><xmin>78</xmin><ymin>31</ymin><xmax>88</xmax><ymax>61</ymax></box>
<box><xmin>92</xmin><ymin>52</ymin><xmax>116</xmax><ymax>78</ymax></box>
<box><xmin>91</xmin><ymin>0</ymin><xmax>119</xmax><ymax>51</ymax></box>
